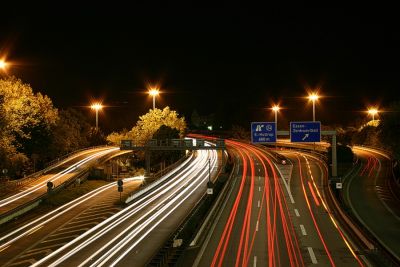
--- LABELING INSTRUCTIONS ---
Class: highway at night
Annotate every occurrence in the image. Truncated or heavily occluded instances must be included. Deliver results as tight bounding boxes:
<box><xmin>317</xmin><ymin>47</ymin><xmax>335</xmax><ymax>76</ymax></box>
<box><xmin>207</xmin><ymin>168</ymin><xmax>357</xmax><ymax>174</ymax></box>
<box><xmin>24</xmin><ymin>147</ymin><xmax>218</xmax><ymax>267</ymax></box>
<box><xmin>187</xmin><ymin>141</ymin><xmax>363</xmax><ymax>267</ymax></box>
<box><xmin>344</xmin><ymin>146</ymin><xmax>400</xmax><ymax>263</ymax></box>
<box><xmin>1</xmin><ymin>11</ymin><xmax>400</xmax><ymax>266</ymax></box>
<box><xmin>0</xmin><ymin>147</ymin><xmax>120</xmax><ymax>216</ymax></box>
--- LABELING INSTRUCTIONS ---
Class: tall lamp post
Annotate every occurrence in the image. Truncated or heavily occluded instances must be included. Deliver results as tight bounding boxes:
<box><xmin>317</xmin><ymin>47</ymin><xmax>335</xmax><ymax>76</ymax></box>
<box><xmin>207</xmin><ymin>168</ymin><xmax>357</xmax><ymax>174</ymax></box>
<box><xmin>308</xmin><ymin>93</ymin><xmax>319</xmax><ymax>121</ymax></box>
<box><xmin>368</xmin><ymin>108</ymin><xmax>379</xmax><ymax>123</ymax></box>
<box><xmin>90</xmin><ymin>103</ymin><xmax>103</xmax><ymax>130</ymax></box>
<box><xmin>272</xmin><ymin>105</ymin><xmax>280</xmax><ymax>127</ymax></box>
<box><xmin>148</xmin><ymin>88</ymin><xmax>160</xmax><ymax>109</ymax></box>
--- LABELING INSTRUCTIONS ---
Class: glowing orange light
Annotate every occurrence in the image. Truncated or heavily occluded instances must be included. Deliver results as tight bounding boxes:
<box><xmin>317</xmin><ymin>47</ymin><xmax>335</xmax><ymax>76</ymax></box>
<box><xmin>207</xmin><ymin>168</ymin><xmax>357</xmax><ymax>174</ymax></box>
<box><xmin>272</xmin><ymin>105</ymin><xmax>280</xmax><ymax>112</ymax></box>
<box><xmin>367</xmin><ymin>108</ymin><xmax>378</xmax><ymax>116</ymax></box>
<box><xmin>0</xmin><ymin>60</ymin><xmax>7</xmax><ymax>70</ymax></box>
<box><xmin>148</xmin><ymin>88</ymin><xmax>159</xmax><ymax>96</ymax></box>
<box><xmin>308</xmin><ymin>93</ymin><xmax>319</xmax><ymax>102</ymax></box>
<box><xmin>90</xmin><ymin>103</ymin><xmax>103</xmax><ymax>110</ymax></box>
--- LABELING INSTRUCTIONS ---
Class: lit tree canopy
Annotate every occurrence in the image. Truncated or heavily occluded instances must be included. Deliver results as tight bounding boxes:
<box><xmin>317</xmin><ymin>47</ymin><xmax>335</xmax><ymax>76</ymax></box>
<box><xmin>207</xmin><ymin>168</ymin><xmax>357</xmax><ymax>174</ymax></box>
<box><xmin>0</xmin><ymin>77</ymin><xmax>58</xmax><ymax>174</ymax></box>
<box><xmin>131</xmin><ymin>107</ymin><xmax>186</xmax><ymax>145</ymax></box>
<box><xmin>0</xmin><ymin>77</ymin><xmax>58</xmax><ymax>141</ymax></box>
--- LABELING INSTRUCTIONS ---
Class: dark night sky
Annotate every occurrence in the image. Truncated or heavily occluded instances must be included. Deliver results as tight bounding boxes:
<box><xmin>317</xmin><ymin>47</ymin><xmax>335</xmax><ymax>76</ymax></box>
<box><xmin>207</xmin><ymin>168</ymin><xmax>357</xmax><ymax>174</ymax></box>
<box><xmin>1</xmin><ymin>7</ymin><xmax>399</xmax><ymax>132</ymax></box>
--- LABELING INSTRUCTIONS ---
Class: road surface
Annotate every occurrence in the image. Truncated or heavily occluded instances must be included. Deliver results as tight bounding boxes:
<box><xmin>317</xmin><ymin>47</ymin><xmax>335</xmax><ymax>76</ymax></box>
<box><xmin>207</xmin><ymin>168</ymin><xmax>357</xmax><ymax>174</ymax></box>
<box><xmin>27</xmin><ymin>148</ymin><xmax>218</xmax><ymax>267</ymax></box>
<box><xmin>344</xmin><ymin>146</ymin><xmax>400</xmax><ymax>262</ymax></box>
<box><xmin>189</xmin><ymin>142</ymin><xmax>363</xmax><ymax>267</ymax></box>
<box><xmin>0</xmin><ymin>147</ymin><xmax>120</xmax><ymax>216</ymax></box>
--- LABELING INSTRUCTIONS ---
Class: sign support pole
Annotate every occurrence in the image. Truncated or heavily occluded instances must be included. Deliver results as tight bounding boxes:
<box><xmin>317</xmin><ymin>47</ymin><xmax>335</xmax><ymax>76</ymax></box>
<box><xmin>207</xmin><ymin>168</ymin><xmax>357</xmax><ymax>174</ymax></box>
<box><xmin>332</xmin><ymin>133</ymin><xmax>337</xmax><ymax>177</ymax></box>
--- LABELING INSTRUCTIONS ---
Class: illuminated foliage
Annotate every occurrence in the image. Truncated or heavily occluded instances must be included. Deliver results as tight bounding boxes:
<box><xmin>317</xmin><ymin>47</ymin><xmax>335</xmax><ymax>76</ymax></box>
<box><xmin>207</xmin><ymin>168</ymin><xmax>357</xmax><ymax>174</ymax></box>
<box><xmin>130</xmin><ymin>107</ymin><xmax>186</xmax><ymax>145</ymax></box>
<box><xmin>0</xmin><ymin>77</ymin><xmax>58</xmax><ymax>177</ymax></box>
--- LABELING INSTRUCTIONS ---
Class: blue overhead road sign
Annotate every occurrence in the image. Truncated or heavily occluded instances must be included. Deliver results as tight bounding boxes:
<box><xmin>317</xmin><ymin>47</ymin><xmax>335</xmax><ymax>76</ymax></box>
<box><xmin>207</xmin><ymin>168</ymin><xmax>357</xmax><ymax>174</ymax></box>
<box><xmin>290</xmin><ymin>121</ymin><xmax>321</xmax><ymax>142</ymax></box>
<box><xmin>251</xmin><ymin>122</ymin><xmax>276</xmax><ymax>143</ymax></box>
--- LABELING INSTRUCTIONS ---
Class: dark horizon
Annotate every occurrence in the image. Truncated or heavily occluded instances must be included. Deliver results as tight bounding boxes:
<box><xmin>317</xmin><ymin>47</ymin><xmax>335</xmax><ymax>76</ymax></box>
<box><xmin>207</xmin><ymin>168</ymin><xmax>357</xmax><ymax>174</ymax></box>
<box><xmin>1</xmin><ymin>7</ymin><xmax>399</xmax><ymax>132</ymax></box>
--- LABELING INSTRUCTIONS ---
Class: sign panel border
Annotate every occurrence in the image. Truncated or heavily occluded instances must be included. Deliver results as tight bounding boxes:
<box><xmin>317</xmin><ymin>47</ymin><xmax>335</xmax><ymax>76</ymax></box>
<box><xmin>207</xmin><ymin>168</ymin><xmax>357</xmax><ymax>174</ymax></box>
<box><xmin>290</xmin><ymin>121</ymin><xmax>321</xmax><ymax>143</ymax></box>
<box><xmin>251</xmin><ymin>121</ymin><xmax>277</xmax><ymax>144</ymax></box>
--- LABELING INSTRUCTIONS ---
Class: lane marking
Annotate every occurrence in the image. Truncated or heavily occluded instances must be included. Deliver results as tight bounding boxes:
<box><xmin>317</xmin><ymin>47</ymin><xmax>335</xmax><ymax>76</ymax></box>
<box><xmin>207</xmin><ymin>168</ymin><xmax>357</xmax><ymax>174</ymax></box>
<box><xmin>300</xmin><ymin>224</ymin><xmax>307</xmax><ymax>236</ymax></box>
<box><xmin>294</xmin><ymin>209</ymin><xmax>300</xmax><ymax>217</ymax></box>
<box><xmin>254</xmin><ymin>256</ymin><xmax>257</xmax><ymax>267</ymax></box>
<box><xmin>256</xmin><ymin>221</ymin><xmax>259</xmax><ymax>232</ymax></box>
<box><xmin>273</xmin><ymin>162</ymin><xmax>295</xmax><ymax>203</ymax></box>
<box><xmin>307</xmin><ymin>247</ymin><xmax>318</xmax><ymax>264</ymax></box>
<box><xmin>259</xmin><ymin>186</ymin><xmax>261</xmax><ymax>192</ymax></box>
<box><xmin>257</xmin><ymin>200</ymin><xmax>260</xmax><ymax>208</ymax></box>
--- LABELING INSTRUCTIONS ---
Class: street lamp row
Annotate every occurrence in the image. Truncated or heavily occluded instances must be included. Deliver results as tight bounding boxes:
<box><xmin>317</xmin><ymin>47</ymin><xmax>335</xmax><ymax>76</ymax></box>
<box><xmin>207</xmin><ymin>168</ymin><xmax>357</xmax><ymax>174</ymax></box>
<box><xmin>272</xmin><ymin>92</ymin><xmax>380</xmax><ymax>129</ymax></box>
<box><xmin>271</xmin><ymin>92</ymin><xmax>320</xmax><ymax>128</ymax></box>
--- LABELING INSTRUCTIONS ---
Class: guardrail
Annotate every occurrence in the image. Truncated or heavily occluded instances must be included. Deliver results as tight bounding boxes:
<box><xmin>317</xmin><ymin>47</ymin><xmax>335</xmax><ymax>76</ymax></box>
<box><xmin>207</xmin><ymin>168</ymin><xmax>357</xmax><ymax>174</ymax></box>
<box><xmin>0</xmin><ymin>148</ymin><xmax>116</xmax><ymax>226</ymax></box>
<box><xmin>0</xmin><ymin>145</ymin><xmax>113</xmax><ymax>193</ymax></box>
<box><xmin>125</xmin><ymin>153</ymin><xmax>193</xmax><ymax>205</ymax></box>
<box><xmin>0</xmin><ymin>169</ymin><xmax>89</xmax><ymax>226</ymax></box>
<box><xmin>146</xmin><ymin>150</ymin><xmax>233</xmax><ymax>266</ymax></box>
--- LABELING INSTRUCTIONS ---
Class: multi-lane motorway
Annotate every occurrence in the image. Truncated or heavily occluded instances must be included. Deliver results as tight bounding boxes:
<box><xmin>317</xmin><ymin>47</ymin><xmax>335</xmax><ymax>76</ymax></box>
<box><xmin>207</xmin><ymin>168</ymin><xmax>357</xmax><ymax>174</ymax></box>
<box><xmin>2</xmin><ymin>138</ymin><xmax>395</xmax><ymax>266</ymax></box>
<box><xmin>189</xmin><ymin>141</ymin><xmax>364</xmax><ymax>267</ymax></box>
<box><xmin>16</xmin><ymin>148</ymin><xmax>218</xmax><ymax>266</ymax></box>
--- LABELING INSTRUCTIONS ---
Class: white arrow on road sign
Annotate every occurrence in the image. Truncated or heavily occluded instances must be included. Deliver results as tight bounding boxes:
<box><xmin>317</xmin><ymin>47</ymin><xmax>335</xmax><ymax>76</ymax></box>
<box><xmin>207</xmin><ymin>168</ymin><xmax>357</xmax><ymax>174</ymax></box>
<box><xmin>302</xmin><ymin>133</ymin><xmax>309</xmax><ymax>141</ymax></box>
<box><xmin>256</xmin><ymin>125</ymin><xmax>265</xmax><ymax>131</ymax></box>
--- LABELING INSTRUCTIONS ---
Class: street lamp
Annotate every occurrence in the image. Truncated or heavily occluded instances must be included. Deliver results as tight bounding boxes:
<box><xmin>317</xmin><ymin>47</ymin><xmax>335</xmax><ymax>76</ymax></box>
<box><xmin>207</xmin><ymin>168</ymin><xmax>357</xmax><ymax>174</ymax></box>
<box><xmin>271</xmin><ymin>105</ymin><xmax>280</xmax><ymax>127</ymax></box>
<box><xmin>308</xmin><ymin>92</ymin><xmax>319</xmax><ymax>121</ymax></box>
<box><xmin>368</xmin><ymin>108</ymin><xmax>379</xmax><ymax>123</ymax></box>
<box><xmin>0</xmin><ymin>59</ymin><xmax>8</xmax><ymax>74</ymax></box>
<box><xmin>0</xmin><ymin>60</ymin><xmax>7</xmax><ymax>70</ymax></box>
<box><xmin>148</xmin><ymin>88</ymin><xmax>159</xmax><ymax>109</ymax></box>
<box><xmin>90</xmin><ymin>103</ymin><xmax>103</xmax><ymax>130</ymax></box>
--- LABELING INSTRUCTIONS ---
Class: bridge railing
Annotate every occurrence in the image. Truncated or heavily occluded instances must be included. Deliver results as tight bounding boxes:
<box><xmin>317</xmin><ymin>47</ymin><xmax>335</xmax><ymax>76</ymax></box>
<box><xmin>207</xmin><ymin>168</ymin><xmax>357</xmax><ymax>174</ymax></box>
<box><xmin>0</xmin><ymin>145</ymin><xmax>113</xmax><ymax>193</ymax></box>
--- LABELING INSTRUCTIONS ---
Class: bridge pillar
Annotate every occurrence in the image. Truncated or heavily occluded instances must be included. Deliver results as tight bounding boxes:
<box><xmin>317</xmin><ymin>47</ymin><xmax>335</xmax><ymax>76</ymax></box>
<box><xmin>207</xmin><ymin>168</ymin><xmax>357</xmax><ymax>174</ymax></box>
<box><xmin>145</xmin><ymin>149</ymin><xmax>151</xmax><ymax>178</ymax></box>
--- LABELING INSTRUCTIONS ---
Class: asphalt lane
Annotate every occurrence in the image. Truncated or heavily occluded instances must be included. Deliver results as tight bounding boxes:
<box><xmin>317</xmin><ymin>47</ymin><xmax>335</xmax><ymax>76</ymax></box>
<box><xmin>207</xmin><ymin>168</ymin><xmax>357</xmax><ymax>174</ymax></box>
<box><xmin>193</xmin><ymin>142</ymin><xmax>302</xmax><ymax>267</ymax></box>
<box><xmin>29</xmin><ymin>149</ymin><xmax>218</xmax><ymax>267</ymax></box>
<box><xmin>282</xmin><ymin>151</ymin><xmax>362</xmax><ymax>266</ymax></box>
<box><xmin>0</xmin><ymin>147</ymin><xmax>119</xmax><ymax>216</ymax></box>
<box><xmin>346</xmin><ymin>147</ymin><xmax>400</xmax><ymax>262</ymax></box>
<box><xmin>0</xmin><ymin>179</ymin><xmax>141</xmax><ymax>267</ymax></box>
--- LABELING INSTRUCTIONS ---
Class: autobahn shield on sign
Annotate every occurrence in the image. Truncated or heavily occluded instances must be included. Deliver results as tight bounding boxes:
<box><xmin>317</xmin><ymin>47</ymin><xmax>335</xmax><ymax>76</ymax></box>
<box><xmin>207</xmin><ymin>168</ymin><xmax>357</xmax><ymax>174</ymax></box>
<box><xmin>290</xmin><ymin>121</ymin><xmax>321</xmax><ymax>142</ymax></box>
<box><xmin>251</xmin><ymin>122</ymin><xmax>276</xmax><ymax>143</ymax></box>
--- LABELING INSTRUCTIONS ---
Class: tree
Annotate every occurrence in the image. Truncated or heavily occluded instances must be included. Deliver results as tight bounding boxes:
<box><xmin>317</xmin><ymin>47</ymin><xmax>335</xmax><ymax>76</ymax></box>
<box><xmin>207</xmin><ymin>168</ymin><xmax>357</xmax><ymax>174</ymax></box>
<box><xmin>352</xmin><ymin>125</ymin><xmax>381</xmax><ymax>147</ymax></box>
<box><xmin>379</xmin><ymin>101</ymin><xmax>400</xmax><ymax>160</ymax></box>
<box><xmin>151</xmin><ymin>125</ymin><xmax>183</xmax><ymax>165</ymax></box>
<box><xmin>0</xmin><ymin>77</ymin><xmax>58</xmax><ymax>142</ymax></box>
<box><xmin>0</xmin><ymin>77</ymin><xmax>58</xmax><ymax>176</ymax></box>
<box><xmin>130</xmin><ymin>107</ymin><xmax>186</xmax><ymax>145</ymax></box>
<box><xmin>106</xmin><ymin>129</ymin><xmax>132</xmax><ymax>146</ymax></box>
<box><xmin>47</xmin><ymin>108</ymin><xmax>92</xmax><ymax>159</ymax></box>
